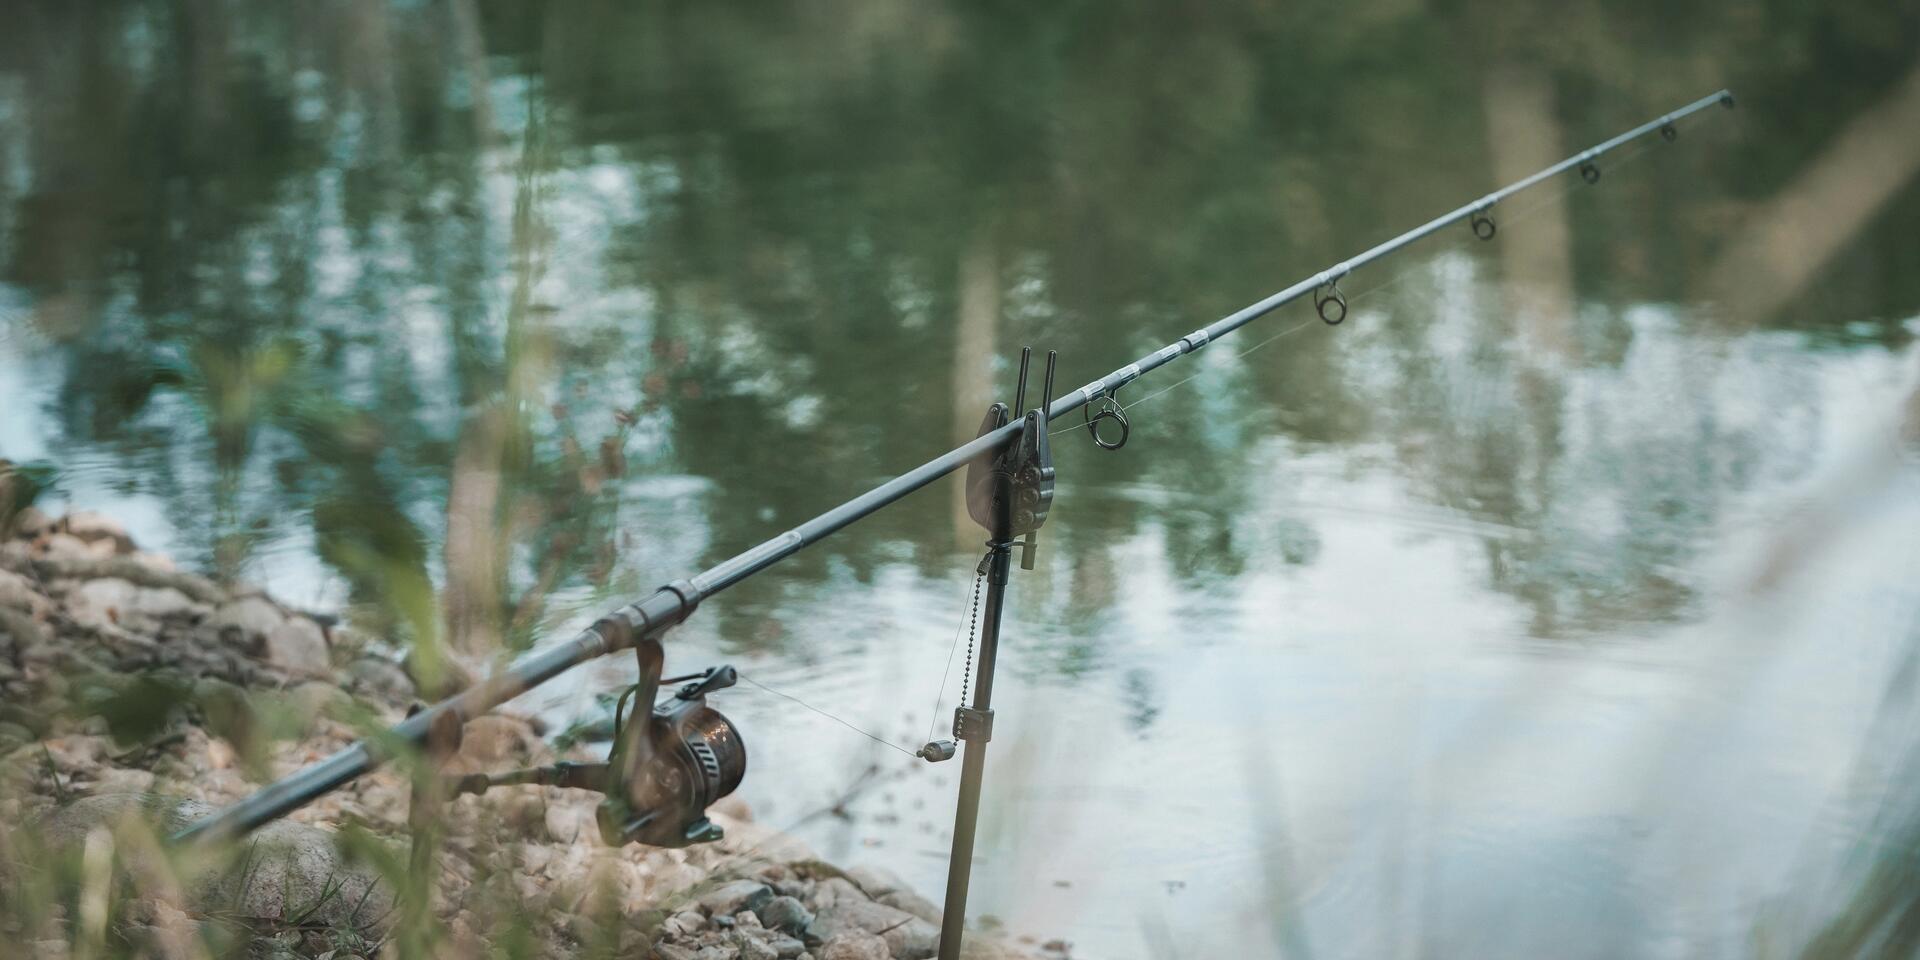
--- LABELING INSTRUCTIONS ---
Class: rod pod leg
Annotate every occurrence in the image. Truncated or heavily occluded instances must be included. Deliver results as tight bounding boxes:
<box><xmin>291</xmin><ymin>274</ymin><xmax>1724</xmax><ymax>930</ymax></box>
<box><xmin>937</xmin><ymin>539</ymin><xmax>1012</xmax><ymax>960</ymax></box>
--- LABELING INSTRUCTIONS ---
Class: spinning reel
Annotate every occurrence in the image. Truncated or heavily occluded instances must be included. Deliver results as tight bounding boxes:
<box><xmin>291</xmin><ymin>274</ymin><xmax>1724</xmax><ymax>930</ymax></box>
<box><xmin>436</xmin><ymin>639</ymin><xmax>746</xmax><ymax>850</ymax></box>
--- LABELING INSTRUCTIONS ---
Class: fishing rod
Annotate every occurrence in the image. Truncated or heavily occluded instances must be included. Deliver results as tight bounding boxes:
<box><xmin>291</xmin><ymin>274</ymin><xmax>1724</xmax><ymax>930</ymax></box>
<box><xmin>175</xmin><ymin>88</ymin><xmax>1735</xmax><ymax>958</ymax></box>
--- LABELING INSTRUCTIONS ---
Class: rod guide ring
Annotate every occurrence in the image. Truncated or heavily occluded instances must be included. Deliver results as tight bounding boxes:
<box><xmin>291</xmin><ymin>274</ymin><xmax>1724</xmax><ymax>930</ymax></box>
<box><xmin>1082</xmin><ymin>393</ymin><xmax>1130</xmax><ymax>450</ymax></box>
<box><xmin>1470</xmin><ymin>207</ymin><xmax>1497</xmax><ymax>241</ymax></box>
<box><xmin>1315</xmin><ymin>279</ymin><xmax>1347</xmax><ymax>325</ymax></box>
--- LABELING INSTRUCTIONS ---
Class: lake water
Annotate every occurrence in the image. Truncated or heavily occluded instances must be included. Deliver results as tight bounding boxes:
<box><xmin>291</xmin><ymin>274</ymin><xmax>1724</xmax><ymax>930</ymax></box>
<box><xmin>5</xmin><ymin>5</ymin><xmax>1920</xmax><ymax>958</ymax></box>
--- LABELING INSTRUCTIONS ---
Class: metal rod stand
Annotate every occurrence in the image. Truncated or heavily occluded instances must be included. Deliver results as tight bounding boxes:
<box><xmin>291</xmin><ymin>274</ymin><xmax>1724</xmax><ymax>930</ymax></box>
<box><xmin>938</xmin><ymin>537</ymin><xmax>1012</xmax><ymax>960</ymax></box>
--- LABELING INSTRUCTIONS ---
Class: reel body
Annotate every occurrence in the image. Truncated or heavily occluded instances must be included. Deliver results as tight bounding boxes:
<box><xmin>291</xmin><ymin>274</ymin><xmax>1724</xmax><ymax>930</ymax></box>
<box><xmin>439</xmin><ymin>658</ymin><xmax>746</xmax><ymax>851</ymax></box>
<box><xmin>597</xmin><ymin>676</ymin><xmax>747</xmax><ymax>848</ymax></box>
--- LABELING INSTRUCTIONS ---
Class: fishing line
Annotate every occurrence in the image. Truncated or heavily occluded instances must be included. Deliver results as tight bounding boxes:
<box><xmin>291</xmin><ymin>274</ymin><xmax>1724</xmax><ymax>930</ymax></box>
<box><xmin>737</xmin><ymin>673</ymin><xmax>920</xmax><ymax>758</ymax></box>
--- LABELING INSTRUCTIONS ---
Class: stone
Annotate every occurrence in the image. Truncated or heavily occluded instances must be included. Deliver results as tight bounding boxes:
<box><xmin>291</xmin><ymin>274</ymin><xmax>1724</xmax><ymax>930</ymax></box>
<box><xmin>769</xmin><ymin>935</ymin><xmax>807</xmax><ymax>959</ymax></box>
<box><xmin>94</xmin><ymin>767</ymin><xmax>156</xmax><ymax>793</ymax></box>
<box><xmin>264</xmin><ymin>615</ymin><xmax>330</xmax><ymax>673</ymax></box>
<box><xmin>36</xmin><ymin>794</ymin><xmax>393</xmax><ymax>934</ymax></box>
<box><xmin>698</xmin><ymin>879</ymin><xmax>773</xmax><ymax>917</ymax></box>
<box><xmin>812</xmin><ymin>877</ymin><xmax>866</xmax><ymax>909</ymax></box>
<box><xmin>653</xmin><ymin>944</ymin><xmax>698</xmax><ymax>960</ymax></box>
<box><xmin>664</xmin><ymin>910</ymin><xmax>708</xmax><ymax>937</ymax></box>
<box><xmin>1</xmin><ymin>701</ymin><xmax>51</xmax><ymax>737</ymax></box>
<box><xmin>736</xmin><ymin>930</ymin><xmax>781</xmax><ymax>960</ymax></box>
<box><xmin>63</xmin><ymin>511</ymin><xmax>134</xmax><ymax>553</ymax></box>
<box><xmin>66</xmin><ymin>577</ymin><xmax>200</xmax><ymax>632</ymax></box>
<box><xmin>886</xmin><ymin>918</ymin><xmax>939</xmax><ymax>959</ymax></box>
<box><xmin>809</xmin><ymin>898</ymin><xmax>937</xmax><ymax>959</ymax></box>
<box><xmin>819</xmin><ymin>934</ymin><xmax>891</xmax><ymax>960</ymax></box>
<box><xmin>846</xmin><ymin>865</ymin><xmax>911</xmax><ymax>899</ymax></box>
<box><xmin>41</xmin><ymin>531</ymin><xmax>109</xmax><ymax>561</ymax></box>
<box><xmin>208</xmin><ymin>596</ymin><xmax>285</xmax><ymax>646</ymax></box>
<box><xmin>759</xmin><ymin>895</ymin><xmax>814</xmax><ymax>935</ymax></box>
<box><xmin>544</xmin><ymin>795</ymin><xmax>598</xmax><ymax>843</ymax></box>
<box><xmin>0</xmin><ymin>567</ymin><xmax>49</xmax><ymax>616</ymax></box>
<box><xmin>0</xmin><ymin>721</ymin><xmax>32</xmax><ymax>751</ymax></box>
<box><xmin>11</xmin><ymin>505</ymin><xmax>54</xmax><ymax>538</ymax></box>
<box><xmin>346</xmin><ymin>655</ymin><xmax>415</xmax><ymax>702</ymax></box>
<box><xmin>121</xmin><ymin>896</ymin><xmax>206</xmax><ymax>956</ymax></box>
<box><xmin>129</xmin><ymin>583</ymin><xmax>203</xmax><ymax>621</ymax></box>
<box><xmin>958</xmin><ymin>940</ymin><xmax>1018</xmax><ymax>960</ymax></box>
<box><xmin>876</xmin><ymin>889</ymin><xmax>940</xmax><ymax>925</ymax></box>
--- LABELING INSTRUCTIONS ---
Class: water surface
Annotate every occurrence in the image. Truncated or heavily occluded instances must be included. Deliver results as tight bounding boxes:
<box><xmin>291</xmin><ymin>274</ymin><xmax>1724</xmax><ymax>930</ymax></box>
<box><xmin>5</xmin><ymin>4</ymin><xmax>1920</xmax><ymax>957</ymax></box>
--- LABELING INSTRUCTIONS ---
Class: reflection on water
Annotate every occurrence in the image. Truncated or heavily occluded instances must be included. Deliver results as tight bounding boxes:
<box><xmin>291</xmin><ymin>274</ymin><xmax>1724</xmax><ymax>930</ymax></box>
<box><xmin>5</xmin><ymin>3</ymin><xmax>1920</xmax><ymax>957</ymax></box>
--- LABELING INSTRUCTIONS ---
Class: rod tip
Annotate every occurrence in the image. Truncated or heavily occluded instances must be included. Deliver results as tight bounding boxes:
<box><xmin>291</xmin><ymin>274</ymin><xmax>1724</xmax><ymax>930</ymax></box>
<box><xmin>1719</xmin><ymin>90</ymin><xmax>1736</xmax><ymax>109</ymax></box>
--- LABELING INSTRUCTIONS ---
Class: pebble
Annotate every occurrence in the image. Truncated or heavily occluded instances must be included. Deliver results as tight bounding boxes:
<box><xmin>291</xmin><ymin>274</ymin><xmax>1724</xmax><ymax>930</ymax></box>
<box><xmin>62</xmin><ymin>511</ymin><xmax>133</xmax><ymax>553</ymax></box>
<box><xmin>735</xmin><ymin>930</ymin><xmax>780</xmax><ymax>960</ymax></box>
<box><xmin>846</xmin><ymin>865</ymin><xmax>911</xmax><ymax>900</ymax></box>
<box><xmin>67</xmin><ymin>577</ymin><xmax>202</xmax><ymax>632</ymax></box>
<box><xmin>264</xmin><ymin>614</ymin><xmax>330</xmax><ymax>673</ymax></box>
<box><xmin>811</xmin><ymin>896</ymin><xmax>939</xmax><ymax>959</ymax></box>
<box><xmin>0</xmin><ymin>723</ymin><xmax>31</xmax><ymax>757</ymax></box>
<box><xmin>698</xmin><ymin>879</ymin><xmax>774</xmax><ymax>917</ymax></box>
<box><xmin>876</xmin><ymin>888</ymin><xmax>940</xmax><ymax>924</ymax></box>
<box><xmin>0</xmin><ymin>568</ymin><xmax>49</xmax><ymax>616</ymax></box>
<box><xmin>11</xmin><ymin>506</ymin><xmax>54</xmax><ymax>538</ymax></box>
<box><xmin>818</xmin><ymin>933</ymin><xmax>891</xmax><ymax>960</ymax></box>
<box><xmin>40</xmin><ymin>532</ymin><xmax>109</xmax><ymax>561</ymax></box>
<box><xmin>758</xmin><ymin>894</ymin><xmax>814</xmax><ymax>935</ymax></box>
<box><xmin>207</xmin><ymin>596</ymin><xmax>285</xmax><ymax>646</ymax></box>
<box><xmin>346</xmin><ymin>655</ymin><xmax>415</xmax><ymax>702</ymax></box>
<box><xmin>664</xmin><ymin>910</ymin><xmax>707</xmax><ymax>937</ymax></box>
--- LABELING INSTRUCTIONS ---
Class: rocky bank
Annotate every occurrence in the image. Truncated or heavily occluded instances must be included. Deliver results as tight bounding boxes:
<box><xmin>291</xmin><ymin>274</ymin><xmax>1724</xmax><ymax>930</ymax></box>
<box><xmin>0</xmin><ymin>507</ymin><xmax>1047</xmax><ymax>960</ymax></box>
